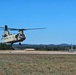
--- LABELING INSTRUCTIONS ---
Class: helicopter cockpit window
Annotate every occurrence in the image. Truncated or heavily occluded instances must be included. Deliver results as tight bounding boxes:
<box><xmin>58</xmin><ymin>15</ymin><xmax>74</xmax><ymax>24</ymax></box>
<box><xmin>20</xmin><ymin>34</ymin><xmax>23</xmax><ymax>36</ymax></box>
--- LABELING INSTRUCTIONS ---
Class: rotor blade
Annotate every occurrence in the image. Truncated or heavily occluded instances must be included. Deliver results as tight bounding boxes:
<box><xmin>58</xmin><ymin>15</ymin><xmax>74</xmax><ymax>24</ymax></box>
<box><xmin>0</xmin><ymin>26</ymin><xmax>46</xmax><ymax>31</ymax></box>
<box><xmin>0</xmin><ymin>29</ymin><xmax>4</xmax><ymax>30</ymax></box>
<box><xmin>24</xmin><ymin>28</ymin><xmax>46</xmax><ymax>31</ymax></box>
<box><xmin>0</xmin><ymin>27</ymin><xmax>4</xmax><ymax>30</ymax></box>
<box><xmin>7</xmin><ymin>28</ymin><xmax>46</xmax><ymax>31</ymax></box>
<box><xmin>0</xmin><ymin>27</ymin><xmax>19</xmax><ymax>30</ymax></box>
<box><xmin>8</xmin><ymin>28</ymin><xmax>20</xmax><ymax>30</ymax></box>
<box><xmin>0</xmin><ymin>25</ymin><xmax>8</xmax><ymax>29</ymax></box>
<box><xmin>0</xmin><ymin>27</ymin><xmax>4</xmax><ymax>28</ymax></box>
<box><xmin>0</xmin><ymin>27</ymin><xmax>18</xmax><ymax>30</ymax></box>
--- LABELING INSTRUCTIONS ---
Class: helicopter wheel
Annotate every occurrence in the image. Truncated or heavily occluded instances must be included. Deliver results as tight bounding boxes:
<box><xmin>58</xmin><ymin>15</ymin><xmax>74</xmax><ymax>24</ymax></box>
<box><xmin>19</xmin><ymin>43</ymin><xmax>21</xmax><ymax>45</ymax></box>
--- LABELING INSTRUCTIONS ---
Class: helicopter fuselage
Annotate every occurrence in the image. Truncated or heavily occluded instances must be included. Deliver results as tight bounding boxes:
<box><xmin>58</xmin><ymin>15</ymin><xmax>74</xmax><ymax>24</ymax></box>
<box><xmin>2</xmin><ymin>33</ymin><xmax>26</xmax><ymax>44</ymax></box>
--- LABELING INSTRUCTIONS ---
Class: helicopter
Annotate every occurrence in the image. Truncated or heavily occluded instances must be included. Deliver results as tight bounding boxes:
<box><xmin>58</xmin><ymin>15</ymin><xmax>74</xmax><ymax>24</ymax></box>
<box><xmin>0</xmin><ymin>25</ymin><xmax>45</xmax><ymax>45</ymax></box>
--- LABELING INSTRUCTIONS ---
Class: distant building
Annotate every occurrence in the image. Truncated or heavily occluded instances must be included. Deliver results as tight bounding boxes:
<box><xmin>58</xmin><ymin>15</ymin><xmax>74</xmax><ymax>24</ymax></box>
<box><xmin>24</xmin><ymin>48</ymin><xmax>35</xmax><ymax>51</ymax></box>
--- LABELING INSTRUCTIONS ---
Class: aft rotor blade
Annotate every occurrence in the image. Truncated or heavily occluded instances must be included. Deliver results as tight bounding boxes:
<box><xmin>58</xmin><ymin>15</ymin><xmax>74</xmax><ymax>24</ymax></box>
<box><xmin>8</xmin><ymin>28</ymin><xmax>46</xmax><ymax>31</ymax></box>
<box><xmin>24</xmin><ymin>28</ymin><xmax>46</xmax><ymax>31</ymax></box>
<box><xmin>0</xmin><ymin>26</ymin><xmax>46</xmax><ymax>31</ymax></box>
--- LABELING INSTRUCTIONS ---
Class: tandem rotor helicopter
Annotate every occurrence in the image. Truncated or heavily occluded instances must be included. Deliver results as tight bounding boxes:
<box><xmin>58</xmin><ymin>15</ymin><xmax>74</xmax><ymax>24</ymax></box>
<box><xmin>0</xmin><ymin>25</ymin><xmax>45</xmax><ymax>45</ymax></box>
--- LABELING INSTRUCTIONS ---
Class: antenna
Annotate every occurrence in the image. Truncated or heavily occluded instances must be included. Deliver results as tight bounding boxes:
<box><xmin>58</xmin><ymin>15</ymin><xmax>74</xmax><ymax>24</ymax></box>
<box><xmin>71</xmin><ymin>43</ymin><xmax>73</xmax><ymax>50</ymax></box>
<box><xmin>69</xmin><ymin>43</ymin><xmax>74</xmax><ymax>52</ymax></box>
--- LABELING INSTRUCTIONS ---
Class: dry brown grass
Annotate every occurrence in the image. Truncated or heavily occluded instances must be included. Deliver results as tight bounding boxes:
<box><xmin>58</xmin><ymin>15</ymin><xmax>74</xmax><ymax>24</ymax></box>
<box><xmin>0</xmin><ymin>54</ymin><xmax>76</xmax><ymax>75</ymax></box>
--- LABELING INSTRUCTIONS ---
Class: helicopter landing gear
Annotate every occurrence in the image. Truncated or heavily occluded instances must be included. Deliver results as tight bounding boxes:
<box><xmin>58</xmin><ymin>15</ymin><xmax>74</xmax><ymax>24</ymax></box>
<box><xmin>19</xmin><ymin>43</ymin><xmax>21</xmax><ymax>45</ymax></box>
<box><xmin>11</xmin><ymin>43</ymin><xmax>13</xmax><ymax>46</ymax></box>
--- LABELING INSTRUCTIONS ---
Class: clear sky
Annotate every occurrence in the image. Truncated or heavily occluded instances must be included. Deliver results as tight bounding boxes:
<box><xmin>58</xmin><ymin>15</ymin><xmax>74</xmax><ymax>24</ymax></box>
<box><xmin>0</xmin><ymin>0</ymin><xmax>76</xmax><ymax>44</ymax></box>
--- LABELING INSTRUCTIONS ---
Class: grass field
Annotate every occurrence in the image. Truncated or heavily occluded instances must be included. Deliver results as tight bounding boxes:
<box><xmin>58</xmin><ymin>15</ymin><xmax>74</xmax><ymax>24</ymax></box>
<box><xmin>0</xmin><ymin>54</ymin><xmax>76</xmax><ymax>75</ymax></box>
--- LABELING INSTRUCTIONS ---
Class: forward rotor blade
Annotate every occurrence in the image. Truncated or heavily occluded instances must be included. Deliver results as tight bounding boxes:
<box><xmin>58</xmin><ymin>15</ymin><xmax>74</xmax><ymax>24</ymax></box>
<box><xmin>0</xmin><ymin>27</ymin><xmax>4</xmax><ymax>29</ymax></box>
<box><xmin>0</xmin><ymin>27</ymin><xmax>4</xmax><ymax>30</ymax></box>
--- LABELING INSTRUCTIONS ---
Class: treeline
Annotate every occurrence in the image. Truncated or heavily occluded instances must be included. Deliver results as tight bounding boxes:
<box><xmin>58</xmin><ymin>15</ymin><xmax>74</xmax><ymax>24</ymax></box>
<box><xmin>25</xmin><ymin>45</ymin><xmax>71</xmax><ymax>51</ymax></box>
<box><xmin>0</xmin><ymin>43</ymin><xmax>14</xmax><ymax>50</ymax></box>
<box><xmin>14</xmin><ymin>44</ymin><xmax>76</xmax><ymax>51</ymax></box>
<box><xmin>0</xmin><ymin>43</ymin><xmax>75</xmax><ymax>51</ymax></box>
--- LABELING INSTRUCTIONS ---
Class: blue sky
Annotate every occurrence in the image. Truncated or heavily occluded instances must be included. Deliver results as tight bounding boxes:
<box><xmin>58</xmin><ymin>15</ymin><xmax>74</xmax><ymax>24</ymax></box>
<box><xmin>0</xmin><ymin>0</ymin><xmax>76</xmax><ymax>44</ymax></box>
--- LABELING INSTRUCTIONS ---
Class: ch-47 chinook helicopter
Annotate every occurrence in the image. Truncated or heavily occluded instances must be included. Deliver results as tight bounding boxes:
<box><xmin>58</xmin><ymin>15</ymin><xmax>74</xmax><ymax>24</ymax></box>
<box><xmin>0</xmin><ymin>25</ymin><xmax>45</xmax><ymax>45</ymax></box>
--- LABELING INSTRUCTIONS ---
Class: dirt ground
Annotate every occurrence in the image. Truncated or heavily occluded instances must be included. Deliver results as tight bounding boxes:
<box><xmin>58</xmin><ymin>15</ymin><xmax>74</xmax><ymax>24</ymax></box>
<box><xmin>0</xmin><ymin>50</ymin><xmax>75</xmax><ymax>54</ymax></box>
